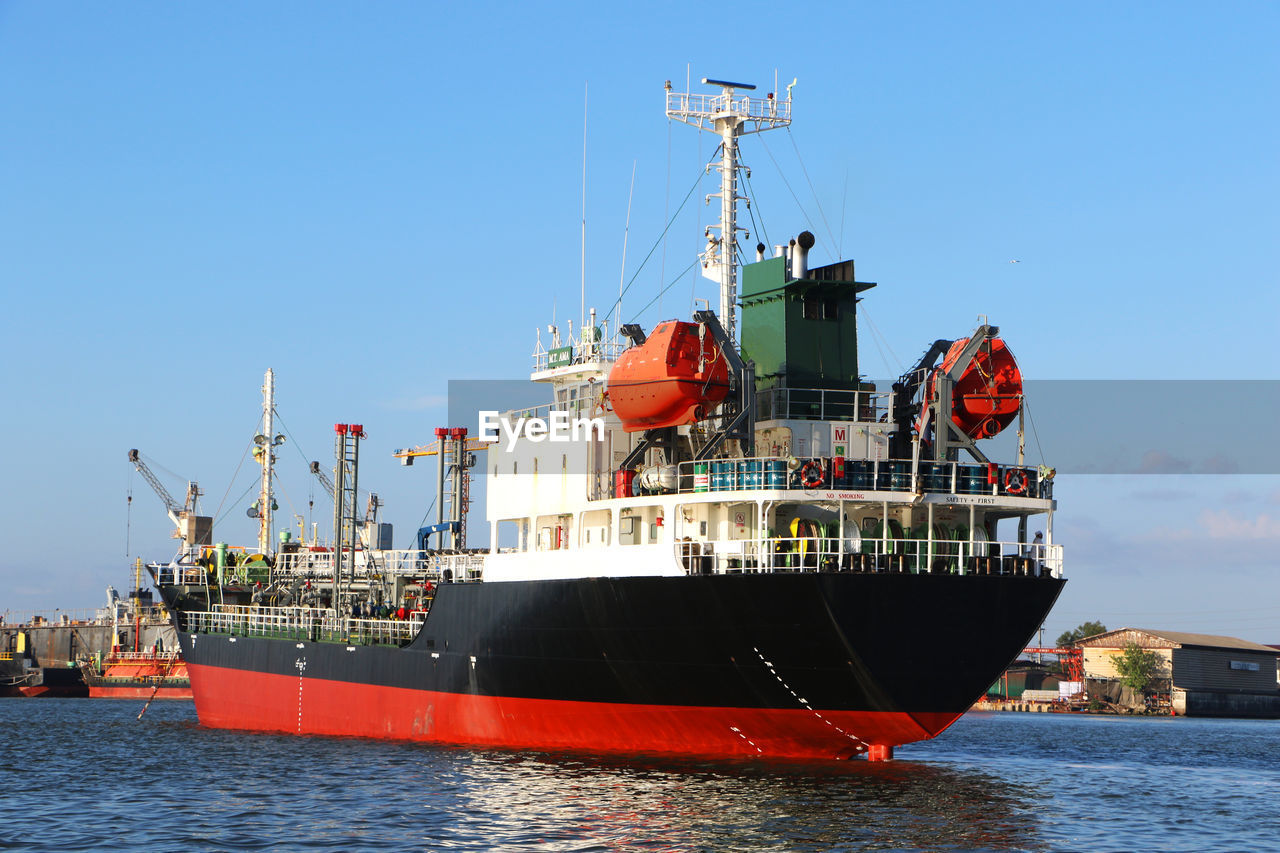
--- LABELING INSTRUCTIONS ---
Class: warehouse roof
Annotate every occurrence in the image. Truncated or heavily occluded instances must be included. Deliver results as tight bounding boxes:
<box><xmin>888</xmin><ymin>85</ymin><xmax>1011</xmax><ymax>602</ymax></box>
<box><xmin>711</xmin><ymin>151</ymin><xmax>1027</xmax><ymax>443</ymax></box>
<box><xmin>1076</xmin><ymin>628</ymin><xmax>1280</xmax><ymax>654</ymax></box>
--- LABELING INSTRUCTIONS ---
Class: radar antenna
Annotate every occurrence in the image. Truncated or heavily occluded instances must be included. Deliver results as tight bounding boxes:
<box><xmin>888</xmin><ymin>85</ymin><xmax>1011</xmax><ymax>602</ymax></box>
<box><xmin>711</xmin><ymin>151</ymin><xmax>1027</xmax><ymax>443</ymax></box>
<box><xmin>665</xmin><ymin>76</ymin><xmax>792</xmax><ymax>344</ymax></box>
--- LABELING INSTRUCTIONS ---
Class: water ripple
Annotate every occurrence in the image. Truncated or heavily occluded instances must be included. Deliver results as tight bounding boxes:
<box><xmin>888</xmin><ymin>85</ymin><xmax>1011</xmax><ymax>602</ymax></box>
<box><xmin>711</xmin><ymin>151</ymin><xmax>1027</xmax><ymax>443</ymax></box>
<box><xmin>1</xmin><ymin>700</ymin><xmax>1278</xmax><ymax>851</ymax></box>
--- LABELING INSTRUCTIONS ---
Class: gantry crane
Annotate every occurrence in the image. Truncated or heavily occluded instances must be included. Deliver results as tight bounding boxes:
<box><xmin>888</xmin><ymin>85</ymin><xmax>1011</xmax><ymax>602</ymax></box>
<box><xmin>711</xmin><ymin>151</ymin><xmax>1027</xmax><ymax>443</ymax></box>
<box><xmin>127</xmin><ymin>449</ymin><xmax>211</xmax><ymax>549</ymax></box>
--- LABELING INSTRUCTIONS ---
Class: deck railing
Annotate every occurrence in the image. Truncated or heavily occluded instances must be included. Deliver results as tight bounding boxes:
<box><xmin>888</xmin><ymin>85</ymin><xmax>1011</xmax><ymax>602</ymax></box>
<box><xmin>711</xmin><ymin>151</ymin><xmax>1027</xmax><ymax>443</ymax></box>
<box><xmin>0</xmin><ymin>609</ymin><xmax>110</xmax><ymax>626</ymax></box>
<box><xmin>675</xmin><ymin>537</ymin><xmax>1063</xmax><ymax>578</ymax></box>
<box><xmin>615</xmin><ymin>457</ymin><xmax>1053</xmax><ymax>501</ymax></box>
<box><xmin>103</xmin><ymin>650</ymin><xmax>181</xmax><ymax>662</ymax></box>
<box><xmin>755</xmin><ymin>387</ymin><xmax>890</xmax><ymax>423</ymax></box>
<box><xmin>180</xmin><ymin>605</ymin><xmax>427</xmax><ymax>646</ymax></box>
<box><xmin>151</xmin><ymin>564</ymin><xmax>210</xmax><ymax>587</ymax></box>
<box><xmin>531</xmin><ymin>325</ymin><xmax>623</xmax><ymax>374</ymax></box>
<box><xmin>155</xmin><ymin>549</ymin><xmax>485</xmax><ymax>586</ymax></box>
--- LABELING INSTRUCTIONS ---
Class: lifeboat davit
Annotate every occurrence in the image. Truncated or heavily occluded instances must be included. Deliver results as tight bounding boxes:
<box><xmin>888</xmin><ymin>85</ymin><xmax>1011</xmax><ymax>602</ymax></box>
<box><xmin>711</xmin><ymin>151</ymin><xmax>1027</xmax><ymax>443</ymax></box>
<box><xmin>607</xmin><ymin>320</ymin><xmax>730</xmax><ymax>433</ymax></box>
<box><xmin>931</xmin><ymin>337</ymin><xmax>1023</xmax><ymax>439</ymax></box>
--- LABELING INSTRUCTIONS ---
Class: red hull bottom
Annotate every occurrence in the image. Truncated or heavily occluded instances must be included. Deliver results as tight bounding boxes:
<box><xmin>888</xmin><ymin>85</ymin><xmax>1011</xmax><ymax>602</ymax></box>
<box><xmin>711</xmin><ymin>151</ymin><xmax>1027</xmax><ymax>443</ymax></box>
<box><xmin>17</xmin><ymin>685</ymin><xmax>87</xmax><ymax>698</ymax></box>
<box><xmin>88</xmin><ymin>685</ymin><xmax>194</xmax><ymax>700</ymax></box>
<box><xmin>190</xmin><ymin>663</ymin><xmax>961</xmax><ymax>761</ymax></box>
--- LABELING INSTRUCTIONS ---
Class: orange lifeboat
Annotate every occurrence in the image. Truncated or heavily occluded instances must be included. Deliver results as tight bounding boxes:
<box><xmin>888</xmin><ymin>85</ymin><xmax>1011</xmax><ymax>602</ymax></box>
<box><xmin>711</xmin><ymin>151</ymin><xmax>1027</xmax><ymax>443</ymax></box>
<box><xmin>607</xmin><ymin>320</ymin><xmax>729</xmax><ymax>433</ymax></box>
<box><xmin>930</xmin><ymin>337</ymin><xmax>1022</xmax><ymax>439</ymax></box>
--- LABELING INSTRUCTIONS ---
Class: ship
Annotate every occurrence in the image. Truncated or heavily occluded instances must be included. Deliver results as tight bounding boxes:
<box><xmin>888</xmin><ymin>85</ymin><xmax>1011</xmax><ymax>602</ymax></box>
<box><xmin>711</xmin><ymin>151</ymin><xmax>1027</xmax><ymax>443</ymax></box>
<box><xmin>81</xmin><ymin>567</ymin><xmax>191</xmax><ymax>700</ymax></box>
<box><xmin>148</xmin><ymin>78</ymin><xmax>1065</xmax><ymax>761</ymax></box>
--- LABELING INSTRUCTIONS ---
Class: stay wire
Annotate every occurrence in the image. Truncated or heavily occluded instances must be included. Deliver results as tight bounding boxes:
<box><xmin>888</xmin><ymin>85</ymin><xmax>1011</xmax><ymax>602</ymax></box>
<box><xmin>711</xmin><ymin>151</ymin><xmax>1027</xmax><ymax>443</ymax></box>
<box><xmin>787</xmin><ymin>128</ymin><xmax>838</xmax><ymax>250</ymax></box>
<box><xmin>740</xmin><ymin>160</ymin><xmax>769</xmax><ymax>252</ymax></box>
<box><xmin>757</xmin><ymin>135</ymin><xmax>815</xmax><ymax>241</ymax></box>
<box><xmin>215</xmin><ymin>480</ymin><xmax>260</xmax><ymax>530</ymax></box>
<box><xmin>602</xmin><ymin>162</ymin><xmax>708</xmax><ymax>328</ymax></box>
<box><xmin>839</xmin><ymin>168</ymin><xmax>848</xmax><ymax>258</ymax></box>
<box><xmin>272</xmin><ymin>478</ymin><xmax>301</xmax><ymax>534</ymax></box>
<box><xmin>856</xmin><ymin>303</ymin><xmax>904</xmax><ymax>377</ymax></box>
<box><xmin>1022</xmin><ymin>394</ymin><xmax>1047</xmax><ymax>467</ymax></box>
<box><xmin>633</xmin><ymin>259</ymin><xmax>699</xmax><ymax>320</ymax></box>
<box><xmin>138</xmin><ymin>452</ymin><xmax>187</xmax><ymax>485</ymax></box>
<box><xmin>125</xmin><ymin>469</ymin><xmax>133</xmax><ymax>559</ymax></box>
<box><xmin>409</xmin><ymin>497</ymin><xmax>438</xmax><ymax>550</ymax></box>
<box><xmin>659</xmin><ymin>117</ymin><xmax>672</xmax><ymax>318</ymax></box>
<box><xmin>211</xmin><ymin>421</ymin><xmax>259</xmax><ymax>523</ymax></box>
<box><xmin>274</xmin><ymin>409</ymin><xmax>316</xmax><ymax>473</ymax></box>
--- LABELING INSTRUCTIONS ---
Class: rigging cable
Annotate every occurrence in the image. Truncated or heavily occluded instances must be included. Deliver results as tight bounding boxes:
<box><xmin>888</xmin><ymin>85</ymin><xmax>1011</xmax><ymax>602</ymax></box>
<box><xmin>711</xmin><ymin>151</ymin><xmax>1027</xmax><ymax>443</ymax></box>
<box><xmin>409</xmin><ymin>496</ymin><xmax>438</xmax><ymax>550</ymax></box>
<box><xmin>757</xmin><ymin>135</ymin><xmax>817</xmax><ymax>244</ymax></box>
<box><xmin>632</xmin><ymin>259</ymin><xmax>699</xmax><ymax>319</ymax></box>
<box><xmin>786</xmin><ymin>128</ymin><xmax>839</xmax><ymax>250</ymax></box>
<box><xmin>659</xmin><ymin>115</ymin><xmax>672</xmax><ymax>319</ymax></box>
<box><xmin>139</xmin><ymin>452</ymin><xmax>186</xmax><ymax>485</ymax></box>
<box><xmin>601</xmin><ymin>162</ymin><xmax>710</xmax><ymax>328</ymax></box>
<box><xmin>274</xmin><ymin>410</ymin><xmax>317</xmax><ymax>473</ymax></box>
<box><xmin>839</xmin><ymin>168</ymin><xmax>849</xmax><ymax>258</ymax></box>
<box><xmin>739</xmin><ymin>160</ymin><xmax>770</xmax><ymax>251</ymax></box>
<box><xmin>272</xmin><ymin>478</ymin><xmax>301</xmax><ymax>537</ymax></box>
<box><xmin>126</xmin><ymin>469</ymin><xmax>133</xmax><ymax>559</ymax></box>
<box><xmin>691</xmin><ymin>129</ymin><xmax>704</xmax><ymax>316</ymax></box>
<box><xmin>1021</xmin><ymin>393</ymin><xmax>1048</xmax><ymax>466</ymax></box>
<box><xmin>214</xmin><ymin>479</ymin><xmax>260</xmax><ymax>530</ymax></box>
<box><xmin>856</xmin><ymin>302</ymin><xmax>904</xmax><ymax>378</ymax></box>
<box><xmin>211</xmin><ymin>423</ymin><xmax>258</xmax><ymax>524</ymax></box>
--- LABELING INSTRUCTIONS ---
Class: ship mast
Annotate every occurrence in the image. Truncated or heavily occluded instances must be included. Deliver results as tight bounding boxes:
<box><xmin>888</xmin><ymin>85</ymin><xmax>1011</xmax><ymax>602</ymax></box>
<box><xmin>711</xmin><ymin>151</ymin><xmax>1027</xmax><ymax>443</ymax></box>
<box><xmin>665</xmin><ymin>77</ymin><xmax>792</xmax><ymax>344</ymax></box>
<box><xmin>254</xmin><ymin>368</ymin><xmax>284</xmax><ymax>555</ymax></box>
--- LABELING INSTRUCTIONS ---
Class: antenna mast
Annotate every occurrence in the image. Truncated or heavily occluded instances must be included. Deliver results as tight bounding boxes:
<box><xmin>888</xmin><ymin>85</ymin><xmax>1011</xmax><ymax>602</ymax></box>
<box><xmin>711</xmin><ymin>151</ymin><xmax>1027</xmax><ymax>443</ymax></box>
<box><xmin>665</xmin><ymin>77</ymin><xmax>792</xmax><ymax>344</ymax></box>
<box><xmin>253</xmin><ymin>368</ymin><xmax>284</xmax><ymax>555</ymax></box>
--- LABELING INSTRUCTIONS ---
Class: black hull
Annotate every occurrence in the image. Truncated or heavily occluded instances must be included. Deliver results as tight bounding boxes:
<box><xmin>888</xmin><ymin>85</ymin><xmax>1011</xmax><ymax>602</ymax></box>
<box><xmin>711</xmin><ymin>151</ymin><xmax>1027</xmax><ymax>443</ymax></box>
<box><xmin>171</xmin><ymin>572</ymin><xmax>1064</xmax><ymax>756</ymax></box>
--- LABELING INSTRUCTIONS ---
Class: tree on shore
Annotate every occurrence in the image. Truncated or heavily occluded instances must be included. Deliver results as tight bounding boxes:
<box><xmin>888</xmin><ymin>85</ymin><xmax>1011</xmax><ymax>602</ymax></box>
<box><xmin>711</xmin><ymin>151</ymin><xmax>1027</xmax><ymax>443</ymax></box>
<box><xmin>1056</xmin><ymin>621</ymin><xmax>1107</xmax><ymax>646</ymax></box>
<box><xmin>1114</xmin><ymin>642</ymin><xmax>1164</xmax><ymax>694</ymax></box>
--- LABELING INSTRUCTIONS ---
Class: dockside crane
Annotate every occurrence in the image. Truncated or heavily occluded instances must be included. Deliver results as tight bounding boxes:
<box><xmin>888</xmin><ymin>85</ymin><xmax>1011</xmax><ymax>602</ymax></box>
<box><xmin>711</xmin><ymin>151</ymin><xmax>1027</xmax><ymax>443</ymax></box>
<box><xmin>127</xmin><ymin>449</ymin><xmax>212</xmax><ymax>550</ymax></box>
<box><xmin>393</xmin><ymin>429</ymin><xmax>485</xmax><ymax>550</ymax></box>
<box><xmin>308</xmin><ymin>461</ymin><xmax>380</xmax><ymax>524</ymax></box>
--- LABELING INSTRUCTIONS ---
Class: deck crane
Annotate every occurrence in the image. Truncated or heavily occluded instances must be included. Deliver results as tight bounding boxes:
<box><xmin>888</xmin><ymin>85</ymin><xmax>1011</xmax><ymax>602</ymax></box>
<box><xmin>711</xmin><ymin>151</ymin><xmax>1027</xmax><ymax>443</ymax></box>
<box><xmin>308</xmin><ymin>461</ymin><xmax>380</xmax><ymax>523</ymax></box>
<box><xmin>127</xmin><ymin>449</ymin><xmax>211</xmax><ymax>550</ymax></box>
<box><xmin>308</xmin><ymin>460</ymin><xmax>387</xmax><ymax>555</ymax></box>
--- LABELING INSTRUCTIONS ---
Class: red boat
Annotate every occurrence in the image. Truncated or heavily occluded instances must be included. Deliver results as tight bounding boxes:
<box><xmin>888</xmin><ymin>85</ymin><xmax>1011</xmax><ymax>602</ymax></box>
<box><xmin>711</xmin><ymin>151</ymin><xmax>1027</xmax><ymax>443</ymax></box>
<box><xmin>83</xmin><ymin>650</ymin><xmax>192</xmax><ymax>699</ymax></box>
<box><xmin>607</xmin><ymin>320</ymin><xmax>730</xmax><ymax>432</ymax></box>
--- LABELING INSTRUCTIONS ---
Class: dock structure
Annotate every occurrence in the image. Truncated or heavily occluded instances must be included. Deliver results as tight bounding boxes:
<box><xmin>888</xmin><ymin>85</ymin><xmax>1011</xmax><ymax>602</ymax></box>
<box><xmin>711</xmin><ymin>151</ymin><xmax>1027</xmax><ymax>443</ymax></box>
<box><xmin>1077</xmin><ymin>628</ymin><xmax>1280</xmax><ymax>719</ymax></box>
<box><xmin>2</xmin><ymin>590</ymin><xmax>178</xmax><ymax>697</ymax></box>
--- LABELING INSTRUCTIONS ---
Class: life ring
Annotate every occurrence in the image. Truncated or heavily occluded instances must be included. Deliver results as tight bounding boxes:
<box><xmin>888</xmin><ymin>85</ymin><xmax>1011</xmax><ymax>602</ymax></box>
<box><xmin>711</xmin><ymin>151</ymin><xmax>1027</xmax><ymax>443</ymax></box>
<box><xmin>1003</xmin><ymin>467</ymin><xmax>1028</xmax><ymax>495</ymax></box>
<box><xmin>800</xmin><ymin>460</ymin><xmax>825</xmax><ymax>489</ymax></box>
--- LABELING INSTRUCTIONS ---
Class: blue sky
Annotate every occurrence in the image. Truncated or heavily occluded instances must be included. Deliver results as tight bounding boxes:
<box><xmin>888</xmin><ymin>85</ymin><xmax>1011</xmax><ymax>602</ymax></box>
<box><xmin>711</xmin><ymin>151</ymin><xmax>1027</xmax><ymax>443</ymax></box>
<box><xmin>2</xmin><ymin>2</ymin><xmax>1277</xmax><ymax>643</ymax></box>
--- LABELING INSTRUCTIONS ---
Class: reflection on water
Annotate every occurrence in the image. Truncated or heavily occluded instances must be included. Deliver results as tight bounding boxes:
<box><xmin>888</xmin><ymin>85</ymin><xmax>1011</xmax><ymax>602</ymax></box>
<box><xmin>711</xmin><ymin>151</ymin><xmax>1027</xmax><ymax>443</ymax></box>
<box><xmin>2</xmin><ymin>700</ymin><xmax>1278</xmax><ymax>852</ymax></box>
<box><xmin>459</xmin><ymin>751</ymin><xmax>1045</xmax><ymax>852</ymax></box>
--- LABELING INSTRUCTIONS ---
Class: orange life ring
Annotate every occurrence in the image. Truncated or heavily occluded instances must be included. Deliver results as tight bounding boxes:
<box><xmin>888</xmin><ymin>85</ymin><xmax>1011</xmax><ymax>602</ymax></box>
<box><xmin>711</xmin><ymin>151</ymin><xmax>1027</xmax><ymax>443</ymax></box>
<box><xmin>1003</xmin><ymin>467</ymin><xmax>1028</xmax><ymax>495</ymax></box>
<box><xmin>801</xmin><ymin>460</ymin><xmax>825</xmax><ymax>489</ymax></box>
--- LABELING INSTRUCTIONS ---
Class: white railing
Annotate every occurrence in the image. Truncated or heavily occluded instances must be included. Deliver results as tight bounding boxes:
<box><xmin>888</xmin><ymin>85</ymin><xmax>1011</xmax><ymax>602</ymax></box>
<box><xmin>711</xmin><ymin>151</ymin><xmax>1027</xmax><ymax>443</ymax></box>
<box><xmin>275</xmin><ymin>548</ymin><xmax>425</xmax><ymax>576</ymax></box>
<box><xmin>422</xmin><ymin>552</ymin><xmax>484</xmax><ymax>582</ymax></box>
<box><xmin>636</xmin><ymin>457</ymin><xmax>1053</xmax><ymax>501</ymax></box>
<box><xmin>755</xmin><ymin>387</ymin><xmax>891</xmax><ymax>424</ymax></box>
<box><xmin>152</xmin><ymin>564</ymin><xmax>210</xmax><ymax>587</ymax></box>
<box><xmin>531</xmin><ymin>323</ymin><xmax>624</xmax><ymax>374</ymax></box>
<box><xmin>665</xmin><ymin>91</ymin><xmax>792</xmax><ymax>123</ymax></box>
<box><xmin>182</xmin><ymin>605</ymin><xmax>427</xmax><ymax>645</ymax></box>
<box><xmin>154</xmin><ymin>549</ymin><xmax>483</xmax><ymax>586</ymax></box>
<box><xmin>674</xmin><ymin>537</ymin><xmax>1063</xmax><ymax>578</ymax></box>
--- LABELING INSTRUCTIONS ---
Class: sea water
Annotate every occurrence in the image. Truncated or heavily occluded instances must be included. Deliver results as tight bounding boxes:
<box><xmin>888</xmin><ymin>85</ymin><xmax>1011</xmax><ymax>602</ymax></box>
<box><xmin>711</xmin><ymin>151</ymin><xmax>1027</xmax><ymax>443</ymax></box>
<box><xmin>1</xmin><ymin>700</ymin><xmax>1276</xmax><ymax>852</ymax></box>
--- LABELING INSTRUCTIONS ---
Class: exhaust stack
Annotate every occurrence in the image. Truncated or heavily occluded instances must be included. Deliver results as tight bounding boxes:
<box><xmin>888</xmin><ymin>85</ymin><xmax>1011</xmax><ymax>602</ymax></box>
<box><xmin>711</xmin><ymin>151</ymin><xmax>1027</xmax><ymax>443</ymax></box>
<box><xmin>794</xmin><ymin>230</ymin><xmax>815</xmax><ymax>279</ymax></box>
